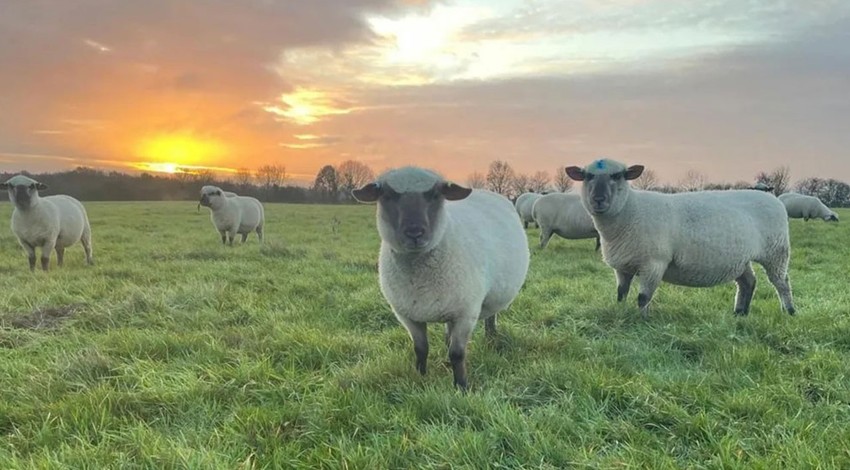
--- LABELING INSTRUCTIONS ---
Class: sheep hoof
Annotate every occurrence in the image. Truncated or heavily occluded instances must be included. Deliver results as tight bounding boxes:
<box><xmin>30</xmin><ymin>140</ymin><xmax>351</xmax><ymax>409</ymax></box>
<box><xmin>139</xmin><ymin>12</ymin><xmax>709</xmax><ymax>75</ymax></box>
<box><xmin>733</xmin><ymin>309</ymin><xmax>748</xmax><ymax>317</ymax></box>
<box><xmin>786</xmin><ymin>307</ymin><xmax>796</xmax><ymax>316</ymax></box>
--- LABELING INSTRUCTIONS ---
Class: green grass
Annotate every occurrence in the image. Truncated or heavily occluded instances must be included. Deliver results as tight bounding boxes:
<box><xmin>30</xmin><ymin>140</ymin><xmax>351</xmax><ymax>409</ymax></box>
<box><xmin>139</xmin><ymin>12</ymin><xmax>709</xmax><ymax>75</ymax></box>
<box><xmin>1</xmin><ymin>202</ymin><xmax>849</xmax><ymax>468</ymax></box>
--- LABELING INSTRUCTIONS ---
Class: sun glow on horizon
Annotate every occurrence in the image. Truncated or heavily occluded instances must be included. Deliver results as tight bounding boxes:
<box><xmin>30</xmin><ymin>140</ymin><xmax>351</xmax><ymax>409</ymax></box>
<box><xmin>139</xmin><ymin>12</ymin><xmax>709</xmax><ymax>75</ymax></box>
<box><xmin>131</xmin><ymin>134</ymin><xmax>230</xmax><ymax>175</ymax></box>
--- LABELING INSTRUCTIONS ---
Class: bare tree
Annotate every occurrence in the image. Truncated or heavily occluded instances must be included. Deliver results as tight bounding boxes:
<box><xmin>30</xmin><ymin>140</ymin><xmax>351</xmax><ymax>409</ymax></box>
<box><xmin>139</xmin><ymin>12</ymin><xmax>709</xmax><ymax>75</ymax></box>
<box><xmin>256</xmin><ymin>164</ymin><xmax>286</xmax><ymax>200</ymax></box>
<box><xmin>486</xmin><ymin>160</ymin><xmax>515</xmax><ymax>197</ymax></box>
<box><xmin>528</xmin><ymin>171</ymin><xmax>550</xmax><ymax>193</ymax></box>
<box><xmin>755</xmin><ymin>166</ymin><xmax>791</xmax><ymax>195</ymax></box>
<box><xmin>553</xmin><ymin>166</ymin><xmax>573</xmax><ymax>192</ymax></box>
<box><xmin>192</xmin><ymin>169</ymin><xmax>215</xmax><ymax>185</ymax></box>
<box><xmin>312</xmin><ymin>165</ymin><xmax>339</xmax><ymax>201</ymax></box>
<box><xmin>234</xmin><ymin>167</ymin><xmax>253</xmax><ymax>190</ymax></box>
<box><xmin>466</xmin><ymin>171</ymin><xmax>486</xmax><ymax>188</ymax></box>
<box><xmin>337</xmin><ymin>160</ymin><xmax>375</xmax><ymax>193</ymax></box>
<box><xmin>632</xmin><ymin>168</ymin><xmax>658</xmax><ymax>190</ymax></box>
<box><xmin>511</xmin><ymin>173</ymin><xmax>530</xmax><ymax>196</ymax></box>
<box><xmin>679</xmin><ymin>169</ymin><xmax>707</xmax><ymax>192</ymax></box>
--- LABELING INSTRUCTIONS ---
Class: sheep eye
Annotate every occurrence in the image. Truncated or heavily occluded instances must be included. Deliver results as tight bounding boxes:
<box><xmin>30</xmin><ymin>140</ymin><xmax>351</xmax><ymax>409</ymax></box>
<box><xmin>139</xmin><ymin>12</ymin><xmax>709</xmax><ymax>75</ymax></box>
<box><xmin>215</xmin><ymin>191</ymin><xmax>221</xmax><ymax>196</ymax></box>
<box><xmin>585</xmin><ymin>174</ymin><xmax>595</xmax><ymax>181</ymax></box>
<box><xmin>29</xmin><ymin>183</ymin><xmax>36</xmax><ymax>189</ymax></box>
<box><xmin>612</xmin><ymin>173</ymin><xmax>622</xmax><ymax>181</ymax></box>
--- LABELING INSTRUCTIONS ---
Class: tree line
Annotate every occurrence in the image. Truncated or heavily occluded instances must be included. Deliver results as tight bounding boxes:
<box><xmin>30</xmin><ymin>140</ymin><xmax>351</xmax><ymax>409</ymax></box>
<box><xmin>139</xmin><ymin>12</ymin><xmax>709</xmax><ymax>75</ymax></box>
<box><xmin>2</xmin><ymin>160</ymin><xmax>848</xmax><ymax>207</ymax></box>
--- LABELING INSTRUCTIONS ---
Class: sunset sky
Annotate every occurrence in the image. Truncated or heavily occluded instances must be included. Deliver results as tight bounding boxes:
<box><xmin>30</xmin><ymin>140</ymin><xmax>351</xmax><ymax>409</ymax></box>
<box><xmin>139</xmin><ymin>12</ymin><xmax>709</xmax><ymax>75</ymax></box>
<box><xmin>1</xmin><ymin>0</ymin><xmax>848</xmax><ymax>185</ymax></box>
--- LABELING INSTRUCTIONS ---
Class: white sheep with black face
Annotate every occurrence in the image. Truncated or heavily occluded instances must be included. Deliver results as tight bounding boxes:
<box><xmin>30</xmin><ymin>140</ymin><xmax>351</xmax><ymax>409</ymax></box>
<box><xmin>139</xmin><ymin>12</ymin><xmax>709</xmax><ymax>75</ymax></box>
<box><xmin>198</xmin><ymin>185</ymin><xmax>264</xmax><ymax>245</ymax></box>
<box><xmin>778</xmin><ymin>193</ymin><xmax>838</xmax><ymax>222</ymax></box>
<box><xmin>531</xmin><ymin>192</ymin><xmax>600</xmax><ymax>250</ymax></box>
<box><xmin>565</xmin><ymin>159</ymin><xmax>795</xmax><ymax>318</ymax></box>
<box><xmin>1</xmin><ymin>175</ymin><xmax>93</xmax><ymax>271</ymax></box>
<box><xmin>353</xmin><ymin>166</ymin><xmax>530</xmax><ymax>391</ymax></box>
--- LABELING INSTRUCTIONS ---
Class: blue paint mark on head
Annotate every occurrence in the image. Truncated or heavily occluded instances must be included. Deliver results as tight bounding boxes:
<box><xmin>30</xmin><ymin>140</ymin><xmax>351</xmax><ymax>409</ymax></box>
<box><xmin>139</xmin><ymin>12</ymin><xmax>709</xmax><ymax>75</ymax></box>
<box><xmin>594</xmin><ymin>159</ymin><xmax>606</xmax><ymax>170</ymax></box>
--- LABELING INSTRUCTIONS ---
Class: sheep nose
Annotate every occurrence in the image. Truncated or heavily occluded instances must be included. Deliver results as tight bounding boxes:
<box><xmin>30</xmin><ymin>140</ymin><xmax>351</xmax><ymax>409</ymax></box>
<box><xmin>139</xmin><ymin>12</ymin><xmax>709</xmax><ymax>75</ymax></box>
<box><xmin>404</xmin><ymin>226</ymin><xmax>426</xmax><ymax>240</ymax></box>
<box><xmin>593</xmin><ymin>195</ymin><xmax>606</xmax><ymax>203</ymax></box>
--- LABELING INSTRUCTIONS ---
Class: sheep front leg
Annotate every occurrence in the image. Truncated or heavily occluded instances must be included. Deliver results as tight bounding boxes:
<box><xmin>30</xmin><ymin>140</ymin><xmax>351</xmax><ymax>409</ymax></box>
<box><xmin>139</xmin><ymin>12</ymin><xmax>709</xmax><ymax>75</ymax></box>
<box><xmin>637</xmin><ymin>263</ymin><xmax>665</xmax><ymax>319</ymax></box>
<box><xmin>219</xmin><ymin>230</ymin><xmax>227</xmax><ymax>245</ymax></box>
<box><xmin>40</xmin><ymin>240</ymin><xmax>55</xmax><ymax>271</ymax></box>
<box><xmin>397</xmin><ymin>315</ymin><xmax>429</xmax><ymax>375</ymax></box>
<box><xmin>227</xmin><ymin>229</ymin><xmax>237</xmax><ymax>247</ymax></box>
<box><xmin>21</xmin><ymin>241</ymin><xmax>36</xmax><ymax>271</ymax></box>
<box><xmin>615</xmin><ymin>270</ymin><xmax>634</xmax><ymax>302</ymax></box>
<box><xmin>447</xmin><ymin>317</ymin><xmax>476</xmax><ymax>391</ymax></box>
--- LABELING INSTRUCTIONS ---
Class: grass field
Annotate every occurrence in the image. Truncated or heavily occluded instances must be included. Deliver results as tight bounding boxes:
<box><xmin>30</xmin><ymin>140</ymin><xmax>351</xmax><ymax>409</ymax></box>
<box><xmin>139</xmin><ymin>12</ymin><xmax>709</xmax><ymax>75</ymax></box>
<box><xmin>1</xmin><ymin>201</ymin><xmax>849</xmax><ymax>468</ymax></box>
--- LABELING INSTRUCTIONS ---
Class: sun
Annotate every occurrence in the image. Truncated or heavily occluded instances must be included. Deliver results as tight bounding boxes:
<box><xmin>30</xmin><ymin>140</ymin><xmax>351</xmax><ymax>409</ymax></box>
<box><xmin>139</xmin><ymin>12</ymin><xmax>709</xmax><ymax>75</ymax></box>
<box><xmin>133</xmin><ymin>135</ymin><xmax>227</xmax><ymax>175</ymax></box>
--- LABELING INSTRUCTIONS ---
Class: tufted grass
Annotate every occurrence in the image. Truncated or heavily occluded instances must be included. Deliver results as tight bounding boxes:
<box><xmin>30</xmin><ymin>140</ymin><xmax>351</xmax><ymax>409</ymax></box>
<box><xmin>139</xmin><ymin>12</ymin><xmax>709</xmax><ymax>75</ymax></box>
<box><xmin>1</xmin><ymin>201</ymin><xmax>849</xmax><ymax>468</ymax></box>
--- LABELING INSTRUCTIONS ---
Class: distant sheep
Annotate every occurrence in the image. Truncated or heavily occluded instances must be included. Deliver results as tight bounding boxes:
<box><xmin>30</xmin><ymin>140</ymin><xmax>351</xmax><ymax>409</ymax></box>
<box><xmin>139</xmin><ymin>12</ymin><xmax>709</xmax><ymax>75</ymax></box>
<box><xmin>514</xmin><ymin>192</ymin><xmax>543</xmax><ymax>228</ymax></box>
<box><xmin>198</xmin><ymin>185</ymin><xmax>265</xmax><ymax>245</ymax></box>
<box><xmin>2</xmin><ymin>175</ymin><xmax>93</xmax><ymax>271</ymax></box>
<box><xmin>778</xmin><ymin>193</ymin><xmax>838</xmax><ymax>222</ymax></box>
<box><xmin>750</xmin><ymin>182</ymin><xmax>775</xmax><ymax>193</ymax></box>
<box><xmin>531</xmin><ymin>192</ymin><xmax>600</xmax><ymax>250</ymax></box>
<box><xmin>353</xmin><ymin>166</ymin><xmax>530</xmax><ymax>391</ymax></box>
<box><xmin>565</xmin><ymin>159</ymin><xmax>795</xmax><ymax>318</ymax></box>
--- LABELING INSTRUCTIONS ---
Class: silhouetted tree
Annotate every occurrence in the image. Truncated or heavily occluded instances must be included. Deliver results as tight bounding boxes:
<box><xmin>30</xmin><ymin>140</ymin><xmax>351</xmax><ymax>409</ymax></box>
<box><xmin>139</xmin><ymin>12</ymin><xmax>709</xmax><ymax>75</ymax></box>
<box><xmin>632</xmin><ymin>168</ymin><xmax>658</xmax><ymax>190</ymax></box>
<box><xmin>256</xmin><ymin>164</ymin><xmax>286</xmax><ymax>201</ymax></box>
<box><xmin>528</xmin><ymin>171</ymin><xmax>550</xmax><ymax>193</ymax></box>
<box><xmin>337</xmin><ymin>160</ymin><xmax>374</xmax><ymax>193</ymax></box>
<box><xmin>312</xmin><ymin>165</ymin><xmax>339</xmax><ymax>202</ymax></box>
<box><xmin>486</xmin><ymin>160</ymin><xmax>515</xmax><ymax>197</ymax></box>
<box><xmin>466</xmin><ymin>172</ymin><xmax>486</xmax><ymax>188</ymax></box>
<box><xmin>755</xmin><ymin>166</ymin><xmax>791</xmax><ymax>195</ymax></box>
<box><xmin>234</xmin><ymin>167</ymin><xmax>253</xmax><ymax>191</ymax></box>
<box><xmin>679</xmin><ymin>170</ymin><xmax>707</xmax><ymax>192</ymax></box>
<box><xmin>553</xmin><ymin>167</ymin><xmax>573</xmax><ymax>192</ymax></box>
<box><xmin>511</xmin><ymin>173</ymin><xmax>530</xmax><ymax>196</ymax></box>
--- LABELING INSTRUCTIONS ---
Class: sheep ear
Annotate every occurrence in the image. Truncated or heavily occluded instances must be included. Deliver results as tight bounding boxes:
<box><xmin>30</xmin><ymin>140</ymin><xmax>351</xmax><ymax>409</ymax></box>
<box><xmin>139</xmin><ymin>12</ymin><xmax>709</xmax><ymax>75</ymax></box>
<box><xmin>440</xmin><ymin>182</ymin><xmax>472</xmax><ymax>201</ymax></box>
<box><xmin>565</xmin><ymin>166</ymin><xmax>585</xmax><ymax>181</ymax></box>
<box><xmin>352</xmin><ymin>182</ymin><xmax>382</xmax><ymax>203</ymax></box>
<box><xmin>36</xmin><ymin>183</ymin><xmax>48</xmax><ymax>190</ymax></box>
<box><xmin>625</xmin><ymin>165</ymin><xmax>644</xmax><ymax>180</ymax></box>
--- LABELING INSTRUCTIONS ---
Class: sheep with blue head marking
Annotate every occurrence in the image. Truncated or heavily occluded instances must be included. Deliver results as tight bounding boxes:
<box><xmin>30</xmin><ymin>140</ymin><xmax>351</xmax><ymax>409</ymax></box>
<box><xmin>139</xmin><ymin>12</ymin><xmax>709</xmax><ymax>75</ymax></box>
<box><xmin>1</xmin><ymin>175</ymin><xmax>93</xmax><ymax>271</ymax></box>
<box><xmin>353</xmin><ymin>166</ymin><xmax>530</xmax><ymax>391</ymax></box>
<box><xmin>565</xmin><ymin>158</ymin><xmax>795</xmax><ymax>318</ymax></box>
<box><xmin>198</xmin><ymin>185</ymin><xmax>264</xmax><ymax>245</ymax></box>
<box><xmin>778</xmin><ymin>192</ymin><xmax>838</xmax><ymax>222</ymax></box>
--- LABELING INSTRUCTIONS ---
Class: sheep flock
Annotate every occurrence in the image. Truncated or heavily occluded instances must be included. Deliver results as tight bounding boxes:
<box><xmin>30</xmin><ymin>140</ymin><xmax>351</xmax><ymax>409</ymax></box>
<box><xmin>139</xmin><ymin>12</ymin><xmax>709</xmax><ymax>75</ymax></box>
<box><xmin>2</xmin><ymin>159</ymin><xmax>841</xmax><ymax>390</ymax></box>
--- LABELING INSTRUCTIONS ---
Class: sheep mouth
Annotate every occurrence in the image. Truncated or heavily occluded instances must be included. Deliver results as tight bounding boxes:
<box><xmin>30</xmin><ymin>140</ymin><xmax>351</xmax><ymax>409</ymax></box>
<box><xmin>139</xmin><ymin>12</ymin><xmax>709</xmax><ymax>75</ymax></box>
<box><xmin>589</xmin><ymin>202</ymin><xmax>611</xmax><ymax>215</ymax></box>
<box><xmin>399</xmin><ymin>237</ymin><xmax>431</xmax><ymax>252</ymax></box>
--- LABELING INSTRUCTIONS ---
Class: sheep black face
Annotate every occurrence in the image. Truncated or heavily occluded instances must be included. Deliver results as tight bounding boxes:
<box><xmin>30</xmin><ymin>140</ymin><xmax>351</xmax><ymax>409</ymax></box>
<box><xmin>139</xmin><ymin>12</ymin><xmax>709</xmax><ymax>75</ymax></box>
<box><xmin>566</xmin><ymin>161</ymin><xmax>643</xmax><ymax>216</ymax></box>
<box><xmin>353</xmin><ymin>181</ymin><xmax>472</xmax><ymax>253</ymax></box>
<box><xmin>198</xmin><ymin>187</ymin><xmax>224</xmax><ymax>210</ymax></box>
<box><xmin>1</xmin><ymin>176</ymin><xmax>47</xmax><ymax>210</ymax></box>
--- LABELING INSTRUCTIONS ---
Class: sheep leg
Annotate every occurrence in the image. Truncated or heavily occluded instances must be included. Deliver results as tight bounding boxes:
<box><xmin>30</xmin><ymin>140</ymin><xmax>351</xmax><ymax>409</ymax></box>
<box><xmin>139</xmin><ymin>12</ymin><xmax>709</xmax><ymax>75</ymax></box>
<box><xmin>523</xmin><ymin>220</ymin><xmax>529</xmax><ymax>229</ymax></box>
<box><xmin>40</xmin><ymin>240</ymin><xmax>55</xmax><ymax>271</ymax></box>
<box><xmin>55</xmin><ymin>246</ymin><xmax>65</xmax><ymax>267</ymax></box>
<box><xmin>615</xmin><ymin>270</ymin><xmax>634</xmax><ymax>302</ymax></box>
<box><xmin>397</xmin><ymin>315</ymin><xmax>429</xmax><ymax>375</ymax></box>
<box><xmin>81</xmin><ymin>228</ymin><xmax>94</xmax><ymax>265</ymax></box>
<box><xmin>256</xmin><ymin>226</ymin><xmax>264</xmax><ymax>244</ymax></box>
<box><xmin>636</xmin><ymin>263</ymin><xmax>665</xmax><ymax>319</ymax></box>
<box><xmin>240</xmin><ymin>232</ymin><xmax>248</xmax><ymax>243</ymax></box>
<box><xmin>539</xmin><ymin>228</ymin><xmax>553</xmax><ymax>249</ymax></box>
<box><xmin>595</xmin><ymin>235</ymin><xmax>601</xmax><ymax>251</ymax></box>
<box><xmin>227</xmin><ymin>230</ymin><xmax>237</xmax><ymax>247</ymax></box>
<box><xmin>447</xmin><ymin>318</ymin><xmax>475</xmax><ymax>391</ymax></box>
<box><xmin>484</xmin><ymin>315</ymin><xmax>497</xmax><ymax>338</ymax></box>
<box><xmin>762</xmin><ymin>261</ymin><xmax>795</xmax><ymax>315</ymax></box>
<box><xmin>219</xmin><ymin>230</ymin><xmax>227</xmax><ymax>245</ymax></box>
<box><xmin>21</xmin><ymin>241</ymin><xmax>37</xmax><ymax>271</ymax></box>
<box><xmin>734</xmin><ymin>264</ymin><xmax>757</xmax><ymax>316</ymax></box>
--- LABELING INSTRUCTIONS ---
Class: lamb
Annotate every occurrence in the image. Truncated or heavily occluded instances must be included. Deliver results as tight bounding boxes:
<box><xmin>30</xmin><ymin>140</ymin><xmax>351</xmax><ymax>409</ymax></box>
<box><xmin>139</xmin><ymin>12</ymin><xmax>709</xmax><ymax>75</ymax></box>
<box><xmin>531</xmin><ymin>192</ymin><xmax>600</xmax><ymax>250</ymax></box>
<box><xmin>565</xmin><ymin>159</ymin><xmax>795</xmax><ymax>318</ymax></box>
<box><xmin>352</xmin><ymin>166</ymin><xmax>530</xmax><ymax>391</ymax></box>
<box><xmin>198</xmin><ymin>185</ymin><xmax>265</xmax><ymax>245</ymax></box>
<box><xmin>514</xmin><ymin>192</ymin><xmax>543</xmax><ymax>228</ymax></box>
<box><xmin>1</xmin><ymin>175</ymin><xmax>93</xmax><ymax>271</ymax></box>
<box><xmin>778</xmin><ymin>193</ymin><xmax>838</xmax><ymax>222</ymax></box>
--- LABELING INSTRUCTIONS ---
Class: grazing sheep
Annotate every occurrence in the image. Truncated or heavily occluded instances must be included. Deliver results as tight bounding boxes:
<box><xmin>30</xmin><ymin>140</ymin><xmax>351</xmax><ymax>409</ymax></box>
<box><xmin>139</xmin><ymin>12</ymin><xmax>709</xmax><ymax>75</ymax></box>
<box><xmin>750</xmin><ymin>182</ymin><xmax>775</xmax><ymax>193</ymax></box>
<box><xmin>198</xmin><ymin>185</ymin><xmax>264</xmax><ymax>245</ymax></box>
<box><xmin>531</xmin><ymin>192</ymin><xmax>600</xmax><ymax>250</ymax></box>
<box><xmin>515</xmin><ymin>192</ymin><xmax>543</xmax><ymax>228</ymax></box>
<box><xmin>353</xmin><ymin>166</ymin><xmax>530</xmax><ymax>391</ymax></box>
<box><xmin>1</xmin><ymin>175</ymin><xmax>93</xmax><ymax>271</ymax></box>
<box><xmin>565</xmin><ymin>159</ymin><xmax>795</xmax><ymax>318</ymax></box>
<box><xmin>778</xmin><ymin>193</ymin><xmax>838</xmax><ymax>222</ymax></box>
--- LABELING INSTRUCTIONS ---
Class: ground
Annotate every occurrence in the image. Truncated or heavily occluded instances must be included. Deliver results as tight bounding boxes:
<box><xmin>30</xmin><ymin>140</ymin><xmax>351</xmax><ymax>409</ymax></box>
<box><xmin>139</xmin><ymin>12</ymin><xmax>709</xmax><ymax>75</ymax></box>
<box><xmin>1</xmin><ymin>202</ymin><xmax>849</xmax><ymax>468</ymax></box>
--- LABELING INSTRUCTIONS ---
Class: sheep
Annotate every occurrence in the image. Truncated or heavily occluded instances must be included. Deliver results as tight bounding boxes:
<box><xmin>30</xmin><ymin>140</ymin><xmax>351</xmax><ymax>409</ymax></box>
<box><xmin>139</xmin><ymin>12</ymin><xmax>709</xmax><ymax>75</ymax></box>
<box><xmin>531</xmin><ymin>192</ymin><xmax>600</xmax><ymax>250</ymax></box>
<box><xmin>198</xmin><ymin>185</ymin><xmax>264</xmax><ymax>245</ymax></box>
<box><xmin>1</xmin><ymin>175</ymin><xmax>93</xmax><ymax>271</ymax></box>
<box><xmin>352</xmin><ymin>166</ymin><xmax>530</xmax><ymax>391</ymax></box>
<box><xmin>778</xmin><ymin>193</ymin><xmax>838</xmax><ymax>222</ymax></box>
<box><xmin>514</xmin><ymin>192</ymin><xmax>543</xmax><ymax>228</ymax></box>
<box><xmin>750</xmin><ymin>182</ymin><xmax>775</xmax><ymax>193</ymax></box>
<box><xmin>565</xmin><ymin>159</ymin><xmax>795</xmax><ymax>318</ymax></box>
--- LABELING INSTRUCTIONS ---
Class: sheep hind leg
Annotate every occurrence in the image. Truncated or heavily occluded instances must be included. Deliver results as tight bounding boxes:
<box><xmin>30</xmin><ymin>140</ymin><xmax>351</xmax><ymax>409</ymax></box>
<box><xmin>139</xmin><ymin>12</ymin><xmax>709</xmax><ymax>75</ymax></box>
<box><xmin>539</xmin><ymin>228</ymin><xmax>553</xmax><ymax>249</ymax></box>
<box><xmin>81</xmin><ymin>226</ymin><xmax>94</xmax><ymax>265</ymax></box>
<box><xmin>256</xmin><ymin>226</ymin><xmax>264</xmax><ymax>244</ymax></box>
<box><xmin>484</xmin><ymin>315</ymin><xmax>497</xmax><ymax>339</ymax></box>
<box><xmin>55</xmin><ymin>246</ymin><xmax>65</xmax><ymax>267</ymax></box>
<box><xmin>762</xmin><ymin>260</ymin><xmax>795</xmax><ymax>315</ymax></box>
<box><xmin>636</xmin><ymin>263</ymin><xmax>665</xmax><ymax>319</ymax></box>
<box><xmin>240</xmin><ymin>232</ymin><xmax>248</xmax><ymax>243</ymax></box>
<box><xmin>734</xmin><ymin>264</ymin><xmax>756</xmax><ymax>316</ymax></box>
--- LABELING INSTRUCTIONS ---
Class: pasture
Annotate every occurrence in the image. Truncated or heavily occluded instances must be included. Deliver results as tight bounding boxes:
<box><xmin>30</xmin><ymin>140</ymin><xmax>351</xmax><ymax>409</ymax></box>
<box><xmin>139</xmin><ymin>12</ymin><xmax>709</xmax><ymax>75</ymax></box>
<box><xmin>1</xmin><ymin>201</ymin><xmax>849</xmax><ymax>468</ymax></box>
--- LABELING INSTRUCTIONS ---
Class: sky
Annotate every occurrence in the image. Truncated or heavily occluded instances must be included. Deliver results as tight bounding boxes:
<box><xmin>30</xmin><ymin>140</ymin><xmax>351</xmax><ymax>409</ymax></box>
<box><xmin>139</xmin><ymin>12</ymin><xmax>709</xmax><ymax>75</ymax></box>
<box><xmin>1</xmin><ymin>0</ymin><xmax>849</xmax><ymax>185</ymax></box>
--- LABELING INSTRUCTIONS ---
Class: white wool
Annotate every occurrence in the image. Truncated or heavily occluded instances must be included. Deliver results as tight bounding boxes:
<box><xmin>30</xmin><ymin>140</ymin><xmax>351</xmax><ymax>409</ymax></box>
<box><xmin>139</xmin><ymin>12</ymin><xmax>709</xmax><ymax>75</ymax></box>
<box><xmin>200</xmin><ymin>185</ymin><xmax>265</xmax><ymax>244</ymax></box>
<box><xmin>778</xmin><ymin>193</ymin><xmax>838</xmax><ymax>222</ymax></box>
<box><xmin>514</xmin><ymin>192</ymin><xmax>543</xmax><ymax>228</ymax></box>
<box><xmin>531</xmin><ymin>192</ymin><xmax>598</xmax><ymax>249</ymax></box>
<box><xmin>378</xmin><ymin>166</ymin><xmax>443</xmax><ymax>193</ymax></box>
<box><xmin>3</xmin><ymin>175</ymin><xmax>93</xmax><ymax>270</ymax></box>
<box><xmin>574</xmin><ymin>160</ymin><xmax>795</xmax><ymax>316</ymax></box>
